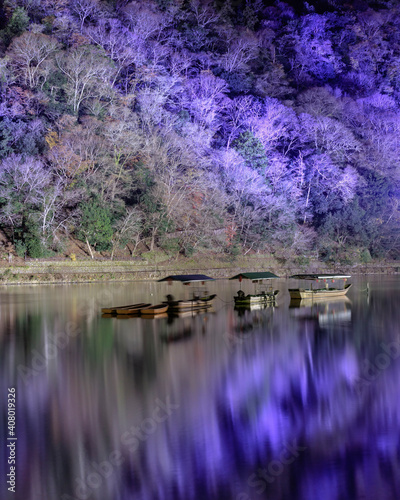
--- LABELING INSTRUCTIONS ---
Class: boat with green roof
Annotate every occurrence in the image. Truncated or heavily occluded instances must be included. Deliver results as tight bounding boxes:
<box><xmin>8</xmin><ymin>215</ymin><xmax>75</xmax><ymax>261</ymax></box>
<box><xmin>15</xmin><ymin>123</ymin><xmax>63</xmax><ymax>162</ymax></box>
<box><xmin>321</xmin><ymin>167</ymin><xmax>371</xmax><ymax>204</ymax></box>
<box><xmin>230</xmin><ymin>272</ymin><xmax>280</xmax><ymax>306</ymax></box>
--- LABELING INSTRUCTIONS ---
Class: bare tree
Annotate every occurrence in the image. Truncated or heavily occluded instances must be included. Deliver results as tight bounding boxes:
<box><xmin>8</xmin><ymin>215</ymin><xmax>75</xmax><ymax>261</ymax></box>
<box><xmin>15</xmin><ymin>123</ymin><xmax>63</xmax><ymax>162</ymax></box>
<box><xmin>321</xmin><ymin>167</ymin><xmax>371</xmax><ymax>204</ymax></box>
<box><xmin>220</xmin><ymin>32</ymin><xmax>259</xmax><ymax>72</ymax></box>
<box><xmin>0</xmin><ymin>154</ymin><xmax>66</xmax><ymax>242</ymax></box>
<box><xmin>220</xmin><ymin>96</ymin><xmax>262</xmax><ymax>149</ymax></box>
<box><xmin>100</xmin><ymin>117</ymin><xmax>142</xmax><ymax>201</ymax></box>
<box><xmin>122</xmin><ymin>3</ymin><xmax>176</xmax><ymax>43</ymax></box>
<box><xmin>112</xmin><ymin>207</ymin><xmax>144</xmax><ymax>259</ymax></box>
<box><xmin>69</xmin><ymin>0</ymin><xmax>101</xmax><ymax>32</ymax></box>
<box><xmin>136</xmin><ymin>73</ymin><xmax>182</xmax><ymax>130</ymax></box>
<box><xmin>84</xmin><ymin>18</ymin><xmax>146</xmax><ymax>89</ymax></box>
<box><xmin>56</xmin><ymin>45</ymin><xmax>115</xmax><ymax>115</ymax></box>
<box><xmin>7</xmin><ymin>32</ymin><xmax>60</xmax><ymax>89</ymax></box>
<box><xmin>182</xmin><ymin>71</ymin><xmax>228</xmax><ymax>130</ymax></box>
<box><xmin>217</xmin><ymin>149</ymin><xmax>272</xmax><ymax>249</ymax></box>
<box><xmin>300</xmin><ymin>113</ymin><xmax>360</xmax><ymax>163</ymax></box>
<box><xmin>188</xmin><ymin>0</ymin><xmax>220</xmax><ymax>28</ymax></box>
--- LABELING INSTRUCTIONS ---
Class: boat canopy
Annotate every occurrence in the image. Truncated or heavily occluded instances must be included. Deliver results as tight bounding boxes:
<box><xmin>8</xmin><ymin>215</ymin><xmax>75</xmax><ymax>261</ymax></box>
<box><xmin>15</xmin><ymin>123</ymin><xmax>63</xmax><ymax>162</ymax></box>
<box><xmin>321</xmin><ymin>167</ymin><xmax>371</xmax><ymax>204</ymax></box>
<box><xmin>158</xmin><ymin>274</ymin><xmax>215</xmax><ymax>283</ymax></box>
<box><xmin>289</xmin><ymin>274</ymin><xmax>351</xmax><ymax>280</ymax></box>
<box><xmin>229</xmin><ymin>272</ymin><xmax>280</xmax><ymax>281</ymax></box>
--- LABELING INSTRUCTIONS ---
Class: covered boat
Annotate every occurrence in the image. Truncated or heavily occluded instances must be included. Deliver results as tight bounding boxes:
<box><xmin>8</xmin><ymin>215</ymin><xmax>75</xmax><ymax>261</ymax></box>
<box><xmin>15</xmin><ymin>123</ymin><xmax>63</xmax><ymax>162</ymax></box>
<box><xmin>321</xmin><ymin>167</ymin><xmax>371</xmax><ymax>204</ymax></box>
<box><xmin>229</xmin><ymin>272</ymin><xmax>280</xmax><ymax>306</ymax></box>
<box><xmin>158</xmin><ymin>274</ymin><xmax>217</xmax><ymax>311</ymax></box>
<box><xmin>163</xmin><ymin>294</ymin><xmax>215</xmax><ymax>311</ymax></box>
<box><xmin>288</xmin><ymin>274</ymin><xmax>352</xmax><ymax>299</ymax></box>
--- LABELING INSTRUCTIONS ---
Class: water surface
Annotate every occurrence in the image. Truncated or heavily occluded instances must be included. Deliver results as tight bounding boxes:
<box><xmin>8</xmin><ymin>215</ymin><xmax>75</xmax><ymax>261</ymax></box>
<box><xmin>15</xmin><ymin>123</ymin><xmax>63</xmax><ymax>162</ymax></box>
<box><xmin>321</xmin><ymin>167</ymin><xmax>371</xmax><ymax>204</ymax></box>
<box><xmin>1</xmin><ymin>276</ymin><xmax>400</xmax><ymax>500</ymax></box>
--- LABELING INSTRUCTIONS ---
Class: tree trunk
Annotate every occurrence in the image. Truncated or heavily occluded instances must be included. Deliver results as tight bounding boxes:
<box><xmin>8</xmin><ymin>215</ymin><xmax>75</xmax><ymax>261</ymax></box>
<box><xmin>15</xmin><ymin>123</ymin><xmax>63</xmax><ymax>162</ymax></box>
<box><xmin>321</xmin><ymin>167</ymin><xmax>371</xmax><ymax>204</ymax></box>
<box><xmin>85</xmin><ymin>237</ymin><xmax>94</xmax><ymax>259</ymax></box>
<box><xmin>303</xmin><ymin>182</ymin><xmax>312</xmax><ymax>224</ymax></box>
<box><xmin>130</xmin><ymin>236</ymin><xmax>141</xmax><ymax>257</ymax></box>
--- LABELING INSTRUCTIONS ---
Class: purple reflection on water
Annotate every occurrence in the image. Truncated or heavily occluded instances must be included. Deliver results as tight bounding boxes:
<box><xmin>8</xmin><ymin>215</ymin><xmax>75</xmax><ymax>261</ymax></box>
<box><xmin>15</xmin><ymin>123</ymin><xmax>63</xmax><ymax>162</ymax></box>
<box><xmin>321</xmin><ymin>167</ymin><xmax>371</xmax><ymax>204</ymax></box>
<box><xmin>1</xmin><ymin>280</ymin><xmax>400</xmax><ymax>500</ymax></box>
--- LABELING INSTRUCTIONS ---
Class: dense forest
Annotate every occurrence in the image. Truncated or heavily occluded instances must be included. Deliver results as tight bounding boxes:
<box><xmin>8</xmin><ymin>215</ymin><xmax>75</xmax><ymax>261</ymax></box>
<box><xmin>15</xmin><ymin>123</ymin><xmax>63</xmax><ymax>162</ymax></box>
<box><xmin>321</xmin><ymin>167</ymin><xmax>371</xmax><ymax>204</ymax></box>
<box><xmin>0</xmin><ymin>0</ymin><xmax>399</xmax><ymax>263</ymax></box>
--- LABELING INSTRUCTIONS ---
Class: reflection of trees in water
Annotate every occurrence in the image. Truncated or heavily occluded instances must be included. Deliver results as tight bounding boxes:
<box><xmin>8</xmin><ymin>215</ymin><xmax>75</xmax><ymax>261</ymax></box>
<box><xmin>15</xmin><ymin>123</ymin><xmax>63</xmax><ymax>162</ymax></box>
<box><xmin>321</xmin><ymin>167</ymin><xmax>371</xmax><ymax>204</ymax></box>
<box><xmin>1</xmin><ymin>299</ymin><xmax>400</xmax><ymax>500</ymax></box>
<box><xmin>217</xmin><ymin>320</ymin><xmax>400</xmax><ymax>500</ymax></box>
<box><xmin>116</xmin><ymin>312</ymin><xmax>400</xmax><ymax>500</ymax></box>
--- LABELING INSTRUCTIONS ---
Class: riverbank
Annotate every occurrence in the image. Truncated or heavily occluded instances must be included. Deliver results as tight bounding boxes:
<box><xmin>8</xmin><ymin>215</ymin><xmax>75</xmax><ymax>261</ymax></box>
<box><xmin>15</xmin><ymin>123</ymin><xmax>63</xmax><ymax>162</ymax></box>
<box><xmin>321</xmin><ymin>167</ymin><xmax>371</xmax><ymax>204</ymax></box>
<box><xmin>0</xmin><ymin>252</ymin><xmax>399</xmax><ymax>285</ymax></box>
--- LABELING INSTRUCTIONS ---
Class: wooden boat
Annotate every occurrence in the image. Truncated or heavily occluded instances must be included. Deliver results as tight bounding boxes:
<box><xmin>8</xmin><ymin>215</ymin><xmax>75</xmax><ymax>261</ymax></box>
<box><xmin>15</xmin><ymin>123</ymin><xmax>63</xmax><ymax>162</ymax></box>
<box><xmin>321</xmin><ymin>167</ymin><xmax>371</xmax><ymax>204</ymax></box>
<box><xmin>198</xmin><ymin>293</ymin><xmax>216</xmax><ymax>302</ymax></box>
<box><xmin>288</xmin><ymin>274</ymin><xmax>352</xmax><ymax>300</ymax></box>
<box><xmin>234</xmin><ymin>290</ymin><xmax>278</xmax><ymax>306</ymax></box>
<box><xmin>167</xmin><ymin>300</ymin><xmax>213</xmax><ymax>311</ymax></box>
<box><xmin>230</xmin><ymin>272</ymin><xmax>280</xmax><ymax>306</ymax></box>
<box><xmin>101</xmin><ymin>302</ymin><xmax>150</xmax><ymax>314</ymax></box>
<box><xmin>288</xmin><ymin>285</ymin><xmax>352</xmax><ymax>299</ymax></box>
<box><xmin>289</xmin><ymin>296</ymin><xmax>351</xmax><ymax>308</ymax></box>
<box><xmin>140</xmin><ymin>304</ymin><xmax>169</xmax><ymax>316</ymax></box>
<box><xmin>158</xmin><ymin>275</ymin><xmax>217</xmax><ymax>310</ymax></box>
<box><xmin>164</xmin><ymin>294</ymin><xmax>214</xmax><ymax>312</ymax></box>
<box><xmin>115</xmin><ymin>303</ymin><xmax>152</xmax><ymax>315</ymax></box>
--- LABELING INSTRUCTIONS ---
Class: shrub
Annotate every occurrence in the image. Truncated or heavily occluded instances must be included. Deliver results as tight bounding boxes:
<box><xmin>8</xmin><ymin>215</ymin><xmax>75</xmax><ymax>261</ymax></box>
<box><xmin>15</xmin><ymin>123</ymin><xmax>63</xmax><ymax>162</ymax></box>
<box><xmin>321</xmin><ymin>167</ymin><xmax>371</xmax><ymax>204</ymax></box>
<box><xmin>14</xmin><ymin>240</ymin><xmax>26</xmax><ymax>258</ymax></box>
<box><xmin>360</xmin><ymin>248</ymin><xmax>372</xmax><ymax>263</ymax></box>
<box><xmin>77</xmin><ymin>198</ymin><xmax>113</xmax><ymax>251</ymax></box>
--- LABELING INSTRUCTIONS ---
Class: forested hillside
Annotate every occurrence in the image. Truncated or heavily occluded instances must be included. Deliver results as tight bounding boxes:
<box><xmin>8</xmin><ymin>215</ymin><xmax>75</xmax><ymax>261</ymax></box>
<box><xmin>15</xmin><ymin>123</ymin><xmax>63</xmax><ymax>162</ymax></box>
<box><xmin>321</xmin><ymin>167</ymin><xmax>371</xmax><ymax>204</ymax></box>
<box><xmin>0</xmin><ymin>0</ymin><xmax>399</xmax><ymax>263</ymax></box>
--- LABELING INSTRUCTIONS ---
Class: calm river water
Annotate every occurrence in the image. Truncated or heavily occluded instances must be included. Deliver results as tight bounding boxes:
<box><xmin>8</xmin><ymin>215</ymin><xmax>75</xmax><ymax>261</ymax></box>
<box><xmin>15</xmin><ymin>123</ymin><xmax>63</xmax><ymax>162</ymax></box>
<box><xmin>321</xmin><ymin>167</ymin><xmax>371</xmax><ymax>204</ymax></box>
<box><xmin>1</xmin><ymin>275</ymin><xmax>400</xmax><ymax>500</ymax></box>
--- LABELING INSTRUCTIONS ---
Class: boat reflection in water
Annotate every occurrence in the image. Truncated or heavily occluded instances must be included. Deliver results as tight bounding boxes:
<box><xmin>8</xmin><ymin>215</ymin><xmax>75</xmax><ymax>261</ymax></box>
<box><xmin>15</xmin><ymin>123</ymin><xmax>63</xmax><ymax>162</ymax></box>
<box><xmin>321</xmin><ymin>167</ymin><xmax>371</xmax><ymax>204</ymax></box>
<box><xmin>160</xmin><ymin>307</ymin><xmax>213</xmax><ymax>343</ymax></box>
<box><xmin>289</xmin><ymin>296</ymin><xmax>352</xmax><ymax>326</ymax></box>
<box><xmin>234</xmin><ymin>300</ymin><xmax>276</xmax><ymax>316</ymax></box>
<box><xmin>2</xmin><ymin>280</ymin><xmax>400</xmax><ymax>500</ymax></box>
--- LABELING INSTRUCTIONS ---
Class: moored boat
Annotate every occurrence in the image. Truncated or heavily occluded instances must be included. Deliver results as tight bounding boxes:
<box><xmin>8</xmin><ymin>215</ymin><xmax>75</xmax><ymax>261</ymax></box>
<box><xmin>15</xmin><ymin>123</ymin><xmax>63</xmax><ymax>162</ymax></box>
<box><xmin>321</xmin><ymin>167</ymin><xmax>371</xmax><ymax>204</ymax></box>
<box><xmin>164</xmin><ymin>294</ymin><xmax>215</xmax><ymax>312</ymax></box>
<box><xmin>101</xmin><ymin>302</ymin><xmax>150</xmax><ymax>314</ymax></box>
<box><xmin>140</xmin><ymin>304</ymin><xmax>169</xmax><ymax>316</ymax></box>
<box><xmin>158</xmin><ymin>275</ymin><xmax>217</xmax><ymax>309</ymax></box>
<box><xmin>288</xmin><ymin>285</ymin><xmax>352</xmax><ymax>299</ymax></box>
<box><xmin>167</xmin><ymin>300</ymin><xmax>213</xmax><ymax>311</ymax></box>
<box><xmin>230</xmin><ymin>272</ymin><xmax>280</xmax><ymax>306</ymax></box>
<box><xmin>141</xmin><ymin>312</ymin><xmax>168</xmax><ymax>319</ymax></box>
<box><xmin>198</xmin><ymin>293</ymin><xmax>217</xmax><ymax>302</ymax></box>
<box><xmin>234</xmin><ymin>290</ymin><xmax>279</xmax><ymax>306</ymax></box>
<box><xmin>115</xmin><ymin>303</ymin><xmax>152</xmax><ymax>315</ymax></box>
<box><xmin>288</xmin><ymin>274</ymin><xmax>352</xmax><ymax>300</ymax></box>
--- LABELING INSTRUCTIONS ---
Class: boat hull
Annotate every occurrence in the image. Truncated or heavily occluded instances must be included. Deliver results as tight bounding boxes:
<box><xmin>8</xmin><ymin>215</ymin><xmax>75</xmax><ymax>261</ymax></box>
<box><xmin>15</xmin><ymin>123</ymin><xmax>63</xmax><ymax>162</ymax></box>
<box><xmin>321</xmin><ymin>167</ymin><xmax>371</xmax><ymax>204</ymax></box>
<box><xmin>164</xmin><ymin>294</ymin><xmax>216</xmax><ymax>311</ymax></box>
<box><xmin>140</xmin><ymin>304</ymin><xmax>169</xmax><ymax>316</ymax></box>
<box><xmin>166</xmin><ymin>300</ymin><xmax>213</xmax><ymax>311</ymax></box>
<box><xmin>115</xmin><ymin>303</ymin><xmax>152</xmax><ymax>315</ymax></box>
<box><xmin>198</xmin><ymin>294</ymin><xmax>216</xmax><ymax>302</ymax></box>
<box><xmin>288</xmin><ymin>284</ymin><xmax>352</xmax><ymax>299</ymax></box>
<box><xmin>234</xmin><ymin>291</ymin><xmax>278</xmax><ymax>306</ymax></box>
<box><xmin>102</xmin><ymin>302</ymin><xmax>150</xmax><ymax>314</ymax></box>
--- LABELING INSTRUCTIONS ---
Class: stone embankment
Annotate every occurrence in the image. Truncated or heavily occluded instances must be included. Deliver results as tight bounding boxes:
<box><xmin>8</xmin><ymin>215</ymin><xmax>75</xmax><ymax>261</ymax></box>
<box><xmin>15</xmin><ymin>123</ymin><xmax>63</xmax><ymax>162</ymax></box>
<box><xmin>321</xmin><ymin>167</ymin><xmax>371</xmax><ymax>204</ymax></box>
<box><xmin>0</xmin><ymin>257</ymin><xmax>398</xmax><ymax>285</ymax></box>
